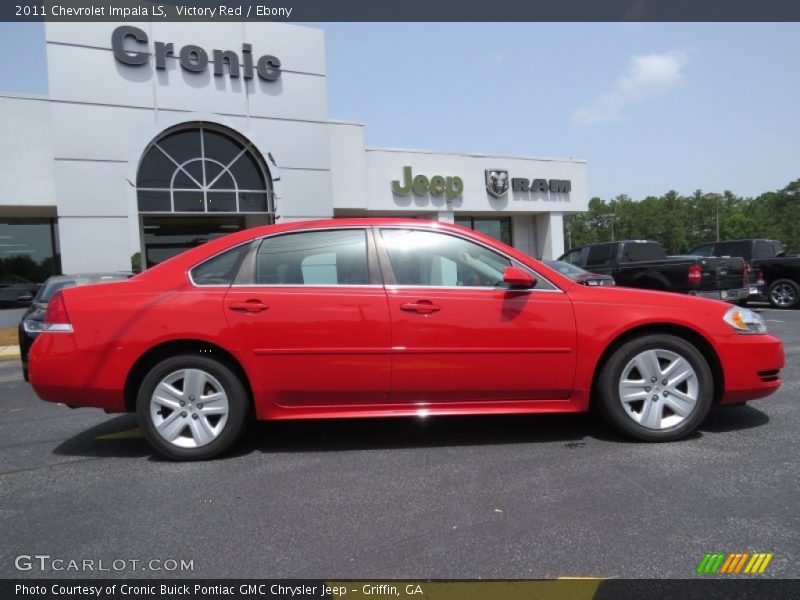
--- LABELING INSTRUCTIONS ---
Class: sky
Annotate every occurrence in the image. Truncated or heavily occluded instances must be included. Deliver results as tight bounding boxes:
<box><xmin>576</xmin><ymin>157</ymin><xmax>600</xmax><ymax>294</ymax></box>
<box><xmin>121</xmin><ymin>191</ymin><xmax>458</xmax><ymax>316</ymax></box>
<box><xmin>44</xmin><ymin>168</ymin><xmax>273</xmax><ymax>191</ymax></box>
<box><xmin>1</xmin><ymin>22</ymin><xmax>798</xmax><ymax>200</ymax></box>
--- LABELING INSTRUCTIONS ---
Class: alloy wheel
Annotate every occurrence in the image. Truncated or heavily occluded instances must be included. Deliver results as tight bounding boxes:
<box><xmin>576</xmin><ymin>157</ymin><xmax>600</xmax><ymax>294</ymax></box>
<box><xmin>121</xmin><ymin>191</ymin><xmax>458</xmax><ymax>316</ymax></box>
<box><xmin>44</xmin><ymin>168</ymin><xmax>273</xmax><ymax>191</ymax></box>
<box><xmin>149</xmin><ymin>368</ymin><xmax>230</xmax><ymax>448</ymax></box>
<box><xmin>770</xmin><ymin>283</ymin><xmax>796</xmax><ymax>308</ymax></box>
<box><xmin>618</xmin><ymin>349</ymin><xmax>699</xmax><ymax>430</ymax></box>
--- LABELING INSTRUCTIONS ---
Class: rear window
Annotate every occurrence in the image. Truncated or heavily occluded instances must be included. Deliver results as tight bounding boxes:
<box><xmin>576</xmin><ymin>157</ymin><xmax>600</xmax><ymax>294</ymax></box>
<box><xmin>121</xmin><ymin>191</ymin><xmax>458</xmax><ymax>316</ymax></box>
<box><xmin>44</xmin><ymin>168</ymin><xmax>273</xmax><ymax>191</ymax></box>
<box><xmin>713</xmin><ymin>241</ymin><xmax>747</xmax><ymax>258</ymax></box>
<box><xmin>622</xmin><ymin>242</ymin><xmax>665</xmax><ymax>262</ymax></box>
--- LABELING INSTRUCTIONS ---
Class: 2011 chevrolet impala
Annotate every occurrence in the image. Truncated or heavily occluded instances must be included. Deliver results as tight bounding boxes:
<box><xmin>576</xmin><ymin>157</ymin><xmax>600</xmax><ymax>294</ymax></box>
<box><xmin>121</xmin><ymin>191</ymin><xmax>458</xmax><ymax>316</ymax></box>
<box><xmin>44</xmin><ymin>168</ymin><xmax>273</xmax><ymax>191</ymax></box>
<box><xmin>29</xmin><ymin>219</ymin><xmax>784</xmax><ymax>460</ymax></box>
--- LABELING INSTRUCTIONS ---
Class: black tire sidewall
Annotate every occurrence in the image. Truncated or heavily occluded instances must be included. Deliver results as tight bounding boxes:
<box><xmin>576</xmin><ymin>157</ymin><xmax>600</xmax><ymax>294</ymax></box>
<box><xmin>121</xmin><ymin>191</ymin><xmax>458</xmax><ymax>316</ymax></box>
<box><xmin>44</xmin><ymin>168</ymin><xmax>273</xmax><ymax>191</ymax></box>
<box><xmin>768</xmin><ymin>279</ymin><xmax>800</xmax><ymax>309</ymax></box>
<box><xmin>136</xmin><ymin>354</ymin><xmax>249</xmax><ymax>460</ymax></box>
<box><xmin>597</xmin><ymin>334</ymin><xmax>714</xmax><ymax>442</ymax></box>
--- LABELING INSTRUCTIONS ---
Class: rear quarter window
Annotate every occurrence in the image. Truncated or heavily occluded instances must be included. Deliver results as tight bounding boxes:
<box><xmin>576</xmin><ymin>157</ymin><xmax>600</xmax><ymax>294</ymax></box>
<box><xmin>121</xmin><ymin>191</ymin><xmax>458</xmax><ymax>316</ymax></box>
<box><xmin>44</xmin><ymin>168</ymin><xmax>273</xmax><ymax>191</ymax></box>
<box><xmin>190</xmin><ymin>244</ymin><xmax>249</xmax><ymax>286</ymax></box>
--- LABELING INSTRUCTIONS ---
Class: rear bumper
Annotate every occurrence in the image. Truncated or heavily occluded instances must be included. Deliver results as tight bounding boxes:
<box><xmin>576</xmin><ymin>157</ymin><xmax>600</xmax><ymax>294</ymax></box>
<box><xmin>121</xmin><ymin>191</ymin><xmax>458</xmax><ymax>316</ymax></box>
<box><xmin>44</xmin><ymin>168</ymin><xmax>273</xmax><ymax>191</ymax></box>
<box><xmin>690</xmin><ymin>287</ymin><xmax>750</xmax><ymax>302</ymax></box>
<box><xmin>28</xmin><ymin>332</ymin><xmax>129</xmax><ymax>412</ymax></box>
<box><xmin>718</xmin><ymin>334</ymin><xmax>784</xmax><ymax>404</ymax></box>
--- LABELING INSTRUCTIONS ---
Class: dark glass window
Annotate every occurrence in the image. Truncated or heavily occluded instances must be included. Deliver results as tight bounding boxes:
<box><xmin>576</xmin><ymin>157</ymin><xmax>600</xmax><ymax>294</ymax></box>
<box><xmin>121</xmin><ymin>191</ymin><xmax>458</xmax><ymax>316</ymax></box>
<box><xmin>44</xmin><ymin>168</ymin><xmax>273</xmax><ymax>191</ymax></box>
<box><xmin>561</xmin><ymin>249</ymin><xmax>583</xmax><ymax>265</ymax></box>
<box><xmin>690</xmin><ymin>244</ymin><xmax>714</xmax><ymax>257</ymax></box>
<box><xmin>255</xmin><ymin>230</ymin><xmax>368</xmax><ymax>286</ymax></box>
<box><xmin>622</xmin><ymin>242</ymin><xmax>665</xmax><ymax>262</ymax></box>
<box><xmin>137</xmin><ymin>125</ymin><xmax>272</xmax><ymax>214</ymax></box>
<box><xmin>586</xmin><ymin>244</ymin><xmax>615</xmax><ymax>266</ymax></box>
<box><xmin>142</xmin><ymin>216</ymin><xmax>249</xmax><ymax>268</ymax></box>
<box><xmin>455</xmin><ymin>216</ymin><xmax>512</xmax><ymax>246</ymax></box>
<box><xmin>190</xmin><ymin>244</ymin><xmax>249</xmax><ymax>286</ymax></box>
<box><xmin>0</xmin><ymin>218</ymin><xmax>59</xmax><ymax>289</ymax></box>
<box><xmin>753</xmin><ymin>242</ymin><xmax>774</xmax><ymax>259</ymax></box>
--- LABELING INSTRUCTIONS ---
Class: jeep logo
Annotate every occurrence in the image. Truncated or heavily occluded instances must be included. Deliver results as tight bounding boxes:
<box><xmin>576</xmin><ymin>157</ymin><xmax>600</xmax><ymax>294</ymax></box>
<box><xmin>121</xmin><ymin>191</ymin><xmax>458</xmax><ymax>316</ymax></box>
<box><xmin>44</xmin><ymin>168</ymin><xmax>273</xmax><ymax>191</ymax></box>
<box><xmin>391</xmin><ymin>166</ymin><xmax>464</xmax><ymax>200</ymax></box>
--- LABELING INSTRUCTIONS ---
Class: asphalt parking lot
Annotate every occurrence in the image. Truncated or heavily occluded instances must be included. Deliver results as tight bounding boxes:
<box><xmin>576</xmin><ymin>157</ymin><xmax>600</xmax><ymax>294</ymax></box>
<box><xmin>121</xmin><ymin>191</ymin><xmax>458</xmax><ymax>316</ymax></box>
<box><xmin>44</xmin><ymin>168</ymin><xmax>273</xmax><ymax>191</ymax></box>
<box><xmin>1</xmin><ymin>307</ymin><xmax>798</xmax><ymax>580</ymax></box>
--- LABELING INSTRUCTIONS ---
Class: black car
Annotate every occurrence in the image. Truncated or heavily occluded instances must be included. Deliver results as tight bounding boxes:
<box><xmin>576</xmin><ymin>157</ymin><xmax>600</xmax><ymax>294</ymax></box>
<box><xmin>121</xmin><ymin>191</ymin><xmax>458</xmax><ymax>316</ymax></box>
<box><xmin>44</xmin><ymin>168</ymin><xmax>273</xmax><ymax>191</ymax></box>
<box><xmin>0</xmin><ymin>284</ymin><xmax>39</xmax><ymax>308</ymax></box>
<box><xmin>543</xmin><ymin>260</ymin><xmax>615</xmax><ymax>286</ymax></box>
<box><xmin>18</xmin><ymin>273</ymin><xmax>133</xmax><ymax>380</ymax></box>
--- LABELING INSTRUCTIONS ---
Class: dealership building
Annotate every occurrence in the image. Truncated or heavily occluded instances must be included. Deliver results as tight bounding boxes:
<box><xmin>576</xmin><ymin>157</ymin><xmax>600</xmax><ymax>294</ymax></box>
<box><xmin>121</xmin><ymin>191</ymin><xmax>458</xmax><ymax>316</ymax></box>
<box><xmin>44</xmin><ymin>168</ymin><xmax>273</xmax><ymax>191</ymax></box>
<box><xmin>0</xmin><ymin>22</ymin><xmax>588</xmax><ymax>283</ymax></box>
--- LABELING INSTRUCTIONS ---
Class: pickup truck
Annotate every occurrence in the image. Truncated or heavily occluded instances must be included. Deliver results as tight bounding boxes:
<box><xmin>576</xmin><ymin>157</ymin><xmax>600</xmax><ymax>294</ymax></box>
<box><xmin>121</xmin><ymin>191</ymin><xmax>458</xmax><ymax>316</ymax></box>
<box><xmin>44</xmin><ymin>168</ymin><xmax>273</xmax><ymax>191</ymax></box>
<box><xmin>558</xmin><ymin>240</ymin><xmax>748</xmax><ymax>301</ymax></box>
<box><xmin>690</xmin><ymin>238</ymin><xmax>800</xmax><ymax>308</ymax></box>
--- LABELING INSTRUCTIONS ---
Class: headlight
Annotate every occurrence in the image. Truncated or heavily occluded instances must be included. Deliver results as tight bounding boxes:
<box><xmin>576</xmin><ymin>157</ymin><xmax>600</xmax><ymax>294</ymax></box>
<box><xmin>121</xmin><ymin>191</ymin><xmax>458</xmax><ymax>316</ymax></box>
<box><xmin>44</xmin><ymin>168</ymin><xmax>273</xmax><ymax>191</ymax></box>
<box><xmin>22</xmin><ymin>318</ymin><xmax>44</xmax><ymax>334</ymax></box>
<box><xmin>723</xmin><ymin>306</ymin><xmax>767</xmax><ymax>334</ymax></box>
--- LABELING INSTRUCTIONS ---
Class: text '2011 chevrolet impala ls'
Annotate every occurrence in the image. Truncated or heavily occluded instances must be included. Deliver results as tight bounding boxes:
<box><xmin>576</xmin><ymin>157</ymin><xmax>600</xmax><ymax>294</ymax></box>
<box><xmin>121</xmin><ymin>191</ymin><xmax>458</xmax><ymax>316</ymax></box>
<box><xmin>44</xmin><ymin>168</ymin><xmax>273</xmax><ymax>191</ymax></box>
<box><xmin>29</xmin><ymin>219</ymin><xmax>784</xmax><ymax>460</ymax></box>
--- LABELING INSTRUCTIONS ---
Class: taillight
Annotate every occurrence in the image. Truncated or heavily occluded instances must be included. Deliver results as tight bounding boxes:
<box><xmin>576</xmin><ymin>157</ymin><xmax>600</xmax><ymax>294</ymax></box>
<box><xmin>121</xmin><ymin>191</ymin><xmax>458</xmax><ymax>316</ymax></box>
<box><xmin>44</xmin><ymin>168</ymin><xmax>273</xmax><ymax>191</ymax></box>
<box><xmin>688</xmin><ymin>264</ymin><xmax>702</xmax><ymax>284</ymax></box>
<box><xmin>43</xmin><ymin>290</ymin><xmax>73</xmax><ymax>332</ymax></box>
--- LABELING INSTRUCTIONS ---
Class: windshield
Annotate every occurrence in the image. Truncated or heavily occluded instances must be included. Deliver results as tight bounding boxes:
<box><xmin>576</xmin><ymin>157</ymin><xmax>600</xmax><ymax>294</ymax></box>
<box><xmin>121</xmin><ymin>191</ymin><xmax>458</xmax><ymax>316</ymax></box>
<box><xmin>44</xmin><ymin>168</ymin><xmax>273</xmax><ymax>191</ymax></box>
<box><xmin>37</xmin><ymin>274</ymin><xmax>130</xmax><ymax>302</ymax></box>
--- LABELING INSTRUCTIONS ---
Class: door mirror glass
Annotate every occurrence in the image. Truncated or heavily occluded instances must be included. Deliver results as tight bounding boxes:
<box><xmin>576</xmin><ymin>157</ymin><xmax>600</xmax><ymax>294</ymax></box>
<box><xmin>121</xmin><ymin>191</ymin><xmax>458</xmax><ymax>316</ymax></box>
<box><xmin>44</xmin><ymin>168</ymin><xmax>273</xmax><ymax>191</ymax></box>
<box><xmin>503</xmin><ymin>266</ymin><xmax>535</xmax><ymax>289</ymax></box>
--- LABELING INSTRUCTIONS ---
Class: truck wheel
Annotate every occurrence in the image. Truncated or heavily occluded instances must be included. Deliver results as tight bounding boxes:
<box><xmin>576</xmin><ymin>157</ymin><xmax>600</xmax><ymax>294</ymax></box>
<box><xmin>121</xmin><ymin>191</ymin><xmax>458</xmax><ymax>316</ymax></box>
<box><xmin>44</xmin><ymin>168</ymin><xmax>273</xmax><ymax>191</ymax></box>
<box><xmin>596</xmin><ymin>334</ymin><xmax>714</xmax><ymax>442</ymax></box>
<box><xmin>136</xmin><ymin>354</ymin><xmax>249</xmax><ymax>461</ymax></box>
<box><xmin>767</xmin><ymin>279</ymin><xmax>800</xmax><ymax>309</ymax></box>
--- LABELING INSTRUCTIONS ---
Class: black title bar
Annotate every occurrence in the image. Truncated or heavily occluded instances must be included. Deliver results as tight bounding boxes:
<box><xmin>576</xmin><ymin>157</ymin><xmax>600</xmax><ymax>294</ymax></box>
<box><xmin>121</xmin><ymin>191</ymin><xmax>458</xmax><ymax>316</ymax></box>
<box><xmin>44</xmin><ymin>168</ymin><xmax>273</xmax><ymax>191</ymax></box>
<box><xmin>3</xmin><ymin>0</ymin><xmax>800</xmax><ymax>22</ymax></box>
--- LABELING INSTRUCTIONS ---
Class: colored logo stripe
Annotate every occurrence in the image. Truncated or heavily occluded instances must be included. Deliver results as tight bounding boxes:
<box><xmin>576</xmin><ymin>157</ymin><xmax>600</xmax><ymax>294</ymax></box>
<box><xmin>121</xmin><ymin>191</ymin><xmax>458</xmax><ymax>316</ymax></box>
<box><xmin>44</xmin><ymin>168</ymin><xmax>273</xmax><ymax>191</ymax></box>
<box><xmin>697</xmin><ymin>552</ymin><xmax>773</xmax><ymax>574</ymax></box>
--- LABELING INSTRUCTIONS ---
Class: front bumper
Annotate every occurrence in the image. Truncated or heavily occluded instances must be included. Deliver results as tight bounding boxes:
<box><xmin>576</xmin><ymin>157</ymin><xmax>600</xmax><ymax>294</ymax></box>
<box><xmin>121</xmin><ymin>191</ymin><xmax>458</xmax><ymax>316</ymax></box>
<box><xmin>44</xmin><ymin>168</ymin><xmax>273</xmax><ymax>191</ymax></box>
<box><xmin>717</xmin><ymin>333</ymin><xmax>784</xmax><ymax>404</ymax></box>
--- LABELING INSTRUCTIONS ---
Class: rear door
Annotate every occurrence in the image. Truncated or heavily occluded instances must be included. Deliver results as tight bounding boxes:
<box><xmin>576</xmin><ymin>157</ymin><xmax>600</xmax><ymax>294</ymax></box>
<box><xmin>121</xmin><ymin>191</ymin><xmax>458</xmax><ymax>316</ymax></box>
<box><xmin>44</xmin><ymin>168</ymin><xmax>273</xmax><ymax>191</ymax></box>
<box><xmin>224</xmin><ymin>228</ymin><xmax>391</xmax><ymax>406</ymax></box>
<box><xmin>377</xmin><ymin>227</ymin><xmax>577</xmax><ymax>403</ymax></box>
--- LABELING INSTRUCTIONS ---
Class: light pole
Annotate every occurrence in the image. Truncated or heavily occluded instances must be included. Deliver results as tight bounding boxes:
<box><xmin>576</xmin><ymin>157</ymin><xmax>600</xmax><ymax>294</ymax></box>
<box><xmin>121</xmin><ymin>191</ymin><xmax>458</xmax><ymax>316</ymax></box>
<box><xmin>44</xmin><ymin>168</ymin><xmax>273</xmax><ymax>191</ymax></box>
<box><xmin>703</xmin><ymin>193</ymin><xmax>722</xmax><ymax>241</ymax></box>
<box><xmin>600</xmin><ymin>213</ymin><xmax>617</xmax><ymax>242</ymax></box>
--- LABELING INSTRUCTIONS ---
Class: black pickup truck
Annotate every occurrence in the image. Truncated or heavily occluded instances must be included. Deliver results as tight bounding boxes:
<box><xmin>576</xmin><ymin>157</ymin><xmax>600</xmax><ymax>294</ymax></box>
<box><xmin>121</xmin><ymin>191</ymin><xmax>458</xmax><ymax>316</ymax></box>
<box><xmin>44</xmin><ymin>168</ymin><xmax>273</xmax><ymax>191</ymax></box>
<box><xmin>558</xmin><ymin>240</ymin><xmax>748</xmax><ymax>301</ymax></box>
<box><xmin>690</xmin><ymin>238</ymin><xmax>800</xmax><ymax>308</ymax></box>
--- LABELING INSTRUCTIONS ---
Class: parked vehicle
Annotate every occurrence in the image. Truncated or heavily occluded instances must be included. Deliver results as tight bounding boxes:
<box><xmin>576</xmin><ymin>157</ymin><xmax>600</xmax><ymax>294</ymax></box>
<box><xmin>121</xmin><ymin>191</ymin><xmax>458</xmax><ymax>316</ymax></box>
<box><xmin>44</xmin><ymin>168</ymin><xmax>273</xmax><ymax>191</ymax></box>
<box><xmin>28</xmin><ymin>220</ymin><xmax>783</xmax><ymax>460</ymax></box>
<box><xmin>542</xmin><ymin>260</ymin><xmax>615</xmax><ymax>286</ymax></box>
<box><xmin>0</xmin><ymin>284</ymin><xmax>39</xmax><ymax>309</ymax></box>
<box><xmin>559</xmin><ymin>240</ymin><xmax>749</xmax><ymax>302</ymax></box>
<box><xmin>18</xmin><ymin>273</ymin><xmax>132</xmax><ymax>380</ymax></box>
<box><xmin>690</xmin><ymin>239</ymin><xmax>800</xmax><ymax>309</ymax></box>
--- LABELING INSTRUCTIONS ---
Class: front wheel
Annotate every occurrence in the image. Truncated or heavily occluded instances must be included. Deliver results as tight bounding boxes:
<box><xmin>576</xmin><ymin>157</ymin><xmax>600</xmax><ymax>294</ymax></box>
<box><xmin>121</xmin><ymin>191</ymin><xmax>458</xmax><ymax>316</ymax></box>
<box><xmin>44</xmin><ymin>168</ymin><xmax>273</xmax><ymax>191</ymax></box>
<box><xmin>136</xmin><ymin>355</ymin><xmax>249</xmax><ymax>460</ymax></box>
<box><xmin>596</xmin><ymin>334</ymin><xmax>714</xmax><ymax>442</ymax></box>
<box><xmin>767</xmin><ymin>279</ymin><xmax>800</xmax><ymax>309</ymax></box>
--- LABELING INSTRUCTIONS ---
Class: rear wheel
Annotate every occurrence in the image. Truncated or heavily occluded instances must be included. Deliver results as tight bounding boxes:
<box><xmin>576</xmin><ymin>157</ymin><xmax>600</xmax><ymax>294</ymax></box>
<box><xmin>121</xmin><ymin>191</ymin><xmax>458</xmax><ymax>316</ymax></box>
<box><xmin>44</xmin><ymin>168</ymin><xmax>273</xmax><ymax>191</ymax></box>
<box><xmin>767</xmin><ymin>279</ymin><xmax>800</xmax><ymax>309</ymax></box>
<box><xmin>136</xmin><ymin>355</ymin><xmax>249</xmax><ymax>460</ymax></box>
<box><xmin>596</xmin><ymin>334</ymin><xmax>714</xmax><ymax>441</ymax></box>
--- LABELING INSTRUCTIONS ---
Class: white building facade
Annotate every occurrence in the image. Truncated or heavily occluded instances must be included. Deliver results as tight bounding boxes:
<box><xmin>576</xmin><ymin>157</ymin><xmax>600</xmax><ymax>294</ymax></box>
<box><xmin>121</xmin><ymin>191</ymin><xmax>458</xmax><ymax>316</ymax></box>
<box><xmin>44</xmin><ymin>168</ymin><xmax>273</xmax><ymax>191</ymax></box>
<box><xmin>0</xmin><ymin>22</ymin><xmax>587</xmax><ymax>283</ymax></box>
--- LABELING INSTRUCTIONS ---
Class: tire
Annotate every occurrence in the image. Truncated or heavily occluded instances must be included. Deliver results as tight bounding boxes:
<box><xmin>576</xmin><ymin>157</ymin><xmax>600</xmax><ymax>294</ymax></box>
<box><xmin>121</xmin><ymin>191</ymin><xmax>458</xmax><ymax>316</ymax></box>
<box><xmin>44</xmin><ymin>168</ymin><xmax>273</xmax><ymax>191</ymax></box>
<box><xmin>767</xmin><ymin>279</ymin><xmax>800</xmax><ymax>309</ymax></box>
<box><xmin>596</xmin><ymin>334</ymin><xmax>714</xmax><ymax>442</ymax></box>
<box><xmin>136</xmin><ymin>354</ymin><xmax>249</xmax><ymax>460</ymax></box>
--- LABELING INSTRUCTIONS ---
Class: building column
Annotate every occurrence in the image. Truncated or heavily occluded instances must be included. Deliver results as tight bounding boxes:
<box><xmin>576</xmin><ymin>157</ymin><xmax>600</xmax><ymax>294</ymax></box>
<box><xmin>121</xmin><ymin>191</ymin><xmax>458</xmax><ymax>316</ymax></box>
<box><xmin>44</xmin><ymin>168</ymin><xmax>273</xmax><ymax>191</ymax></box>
<box><xmin>424</xmin><ymin>211</ymin><xmax>454</xmax><ymax>223</ymax></box>
<box><xmin>535</xmin><ymin>211</ymin><xmax>565</xmax><ymax>260</ymax></box>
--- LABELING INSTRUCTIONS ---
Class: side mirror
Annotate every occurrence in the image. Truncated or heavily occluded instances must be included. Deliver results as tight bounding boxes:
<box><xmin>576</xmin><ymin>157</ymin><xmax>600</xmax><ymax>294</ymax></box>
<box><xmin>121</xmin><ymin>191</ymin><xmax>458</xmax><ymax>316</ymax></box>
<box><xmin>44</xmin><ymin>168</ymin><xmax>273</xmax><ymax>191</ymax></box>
<box><xmin>16</xmin><ymin>294</ymin><xmax>33</xmax><ymax>306</ymax></box>
<box><xmin>503</xmin><ymin>266</ymin><xmax>535</xmax><ymax>289</ymax></box>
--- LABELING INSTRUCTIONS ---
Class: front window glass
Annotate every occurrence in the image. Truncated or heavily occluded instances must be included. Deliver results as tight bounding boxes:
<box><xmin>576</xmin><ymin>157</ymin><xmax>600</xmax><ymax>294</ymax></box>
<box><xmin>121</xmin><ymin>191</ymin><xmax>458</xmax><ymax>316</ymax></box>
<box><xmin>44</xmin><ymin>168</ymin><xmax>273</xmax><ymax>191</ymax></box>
<box><xmin>691</xmin><ymin>244</ymin><xmax>714</xmax><ymax>257</ymax></box>
<box><xmin>255</xmin><ymin>230</ymin><xmax>368</xmax><ymax>286</ymax></box>
<box><xmin>380</xmin><ymin>229</ymin><xmax>512</xmax><ymax>288</ymax></box>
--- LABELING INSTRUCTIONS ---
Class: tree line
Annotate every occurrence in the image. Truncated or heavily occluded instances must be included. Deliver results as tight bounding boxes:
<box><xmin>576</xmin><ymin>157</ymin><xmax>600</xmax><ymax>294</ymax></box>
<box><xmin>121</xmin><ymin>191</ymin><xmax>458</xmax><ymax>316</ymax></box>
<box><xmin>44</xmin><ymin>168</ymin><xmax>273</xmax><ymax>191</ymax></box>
<box><xmin>564</xmin><ymin>179</ymin><xmax>800</xmax><ymax>255</ymax></box>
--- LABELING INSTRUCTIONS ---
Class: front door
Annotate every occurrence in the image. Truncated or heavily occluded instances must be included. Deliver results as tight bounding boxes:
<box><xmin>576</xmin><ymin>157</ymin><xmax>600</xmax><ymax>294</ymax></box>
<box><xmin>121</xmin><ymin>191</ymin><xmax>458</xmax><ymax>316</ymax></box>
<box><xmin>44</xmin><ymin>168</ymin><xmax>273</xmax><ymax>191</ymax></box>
<box><xmin>376</xmin><ymin>227</ymin><xmax>577</xmax><ymax>403</ymax></box>
<box><xmin>225</xmin><ymin>228</ymin><xmax>391</xmax><ymax>406</ymax></box>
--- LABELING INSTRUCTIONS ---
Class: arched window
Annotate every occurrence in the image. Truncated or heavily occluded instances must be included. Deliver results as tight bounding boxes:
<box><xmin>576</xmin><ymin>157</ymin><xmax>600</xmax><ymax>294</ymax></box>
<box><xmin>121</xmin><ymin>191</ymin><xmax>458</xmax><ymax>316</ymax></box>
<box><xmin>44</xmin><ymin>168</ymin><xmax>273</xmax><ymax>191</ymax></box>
<box><xmin>136</xmin><ymin>125</ymin><xmax>273</xmax><ymax>214</ymax></box>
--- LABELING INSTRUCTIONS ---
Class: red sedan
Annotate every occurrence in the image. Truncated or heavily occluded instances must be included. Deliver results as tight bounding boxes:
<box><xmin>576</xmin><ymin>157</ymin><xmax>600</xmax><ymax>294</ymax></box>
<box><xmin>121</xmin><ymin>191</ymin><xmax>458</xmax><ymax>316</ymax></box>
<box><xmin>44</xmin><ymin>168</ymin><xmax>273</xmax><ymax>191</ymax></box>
<box><xmin>29</xmin><ymin>219</ymin><xmax>784</xmax><ymax>460</ymax></box>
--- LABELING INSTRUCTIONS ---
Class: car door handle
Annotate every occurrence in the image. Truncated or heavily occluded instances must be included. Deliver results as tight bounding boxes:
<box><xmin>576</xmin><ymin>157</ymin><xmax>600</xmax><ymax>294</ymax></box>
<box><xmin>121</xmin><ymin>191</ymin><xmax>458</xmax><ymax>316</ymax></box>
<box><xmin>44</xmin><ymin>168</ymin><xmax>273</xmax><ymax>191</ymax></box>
<box><xmin>229</xmin><ymin>300</ymin><xmax>269</xmax><ymax>313</ymax></box>
<box><xmin>400</xmin><ymin>300</ymin><xmax>441</xmax><ymax>314</ymax></box>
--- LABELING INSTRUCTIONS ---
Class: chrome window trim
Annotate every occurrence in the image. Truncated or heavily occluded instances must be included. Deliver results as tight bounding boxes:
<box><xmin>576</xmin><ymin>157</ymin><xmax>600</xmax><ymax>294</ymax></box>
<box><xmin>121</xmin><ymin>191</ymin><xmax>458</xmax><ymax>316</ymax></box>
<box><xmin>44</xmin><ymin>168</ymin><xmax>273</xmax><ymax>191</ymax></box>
<box><xmin>189</xmin><ymin>227</ymin><xmax>373</xmax><ymax>289</ymax></box>
<box><xmin>376</xmin><ymin>225</ymin><xmax>565</xmax><ymax>293</ymax></box>
<box><xmin>189</xmin><ymin>224</ymin><xmax>565</xmax><ymax>293</ymax></box>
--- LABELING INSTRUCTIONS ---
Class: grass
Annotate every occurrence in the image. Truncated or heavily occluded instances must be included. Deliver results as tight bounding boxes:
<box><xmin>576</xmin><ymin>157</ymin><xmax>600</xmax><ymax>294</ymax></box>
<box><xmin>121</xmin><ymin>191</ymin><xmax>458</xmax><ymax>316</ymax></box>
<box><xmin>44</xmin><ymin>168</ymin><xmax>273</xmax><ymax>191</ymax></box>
<box><xmin>0</xmin><ymin>327</ymin><xmax>18</xmax><ymax>347</ymax></box>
